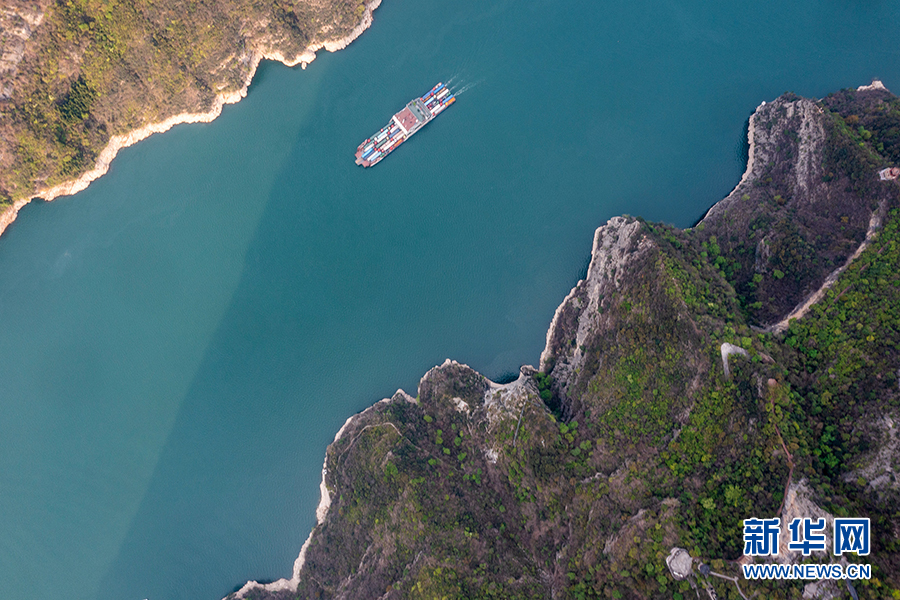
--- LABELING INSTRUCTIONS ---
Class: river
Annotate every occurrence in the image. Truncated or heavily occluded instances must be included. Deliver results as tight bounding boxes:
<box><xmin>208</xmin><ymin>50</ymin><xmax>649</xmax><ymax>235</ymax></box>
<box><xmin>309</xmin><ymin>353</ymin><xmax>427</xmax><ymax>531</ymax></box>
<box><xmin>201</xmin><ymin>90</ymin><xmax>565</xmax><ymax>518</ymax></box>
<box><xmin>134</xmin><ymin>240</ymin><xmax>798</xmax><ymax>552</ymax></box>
<box><xmin>1</xmin><ymin>0</ymin><xmax>898</xmax><ymax>598</ymax></box>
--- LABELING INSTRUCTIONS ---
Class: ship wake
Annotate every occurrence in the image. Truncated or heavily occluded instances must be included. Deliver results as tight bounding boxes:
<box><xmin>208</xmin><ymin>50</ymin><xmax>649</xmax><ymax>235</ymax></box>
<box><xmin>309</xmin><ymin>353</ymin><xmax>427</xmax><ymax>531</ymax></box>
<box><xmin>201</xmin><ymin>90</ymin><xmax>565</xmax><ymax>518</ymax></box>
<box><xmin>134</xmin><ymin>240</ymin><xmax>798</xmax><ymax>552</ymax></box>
<box><xmin>451</xmin><ymin>79</ymin><xmax>482</xmax><ymax>96</ymax></box>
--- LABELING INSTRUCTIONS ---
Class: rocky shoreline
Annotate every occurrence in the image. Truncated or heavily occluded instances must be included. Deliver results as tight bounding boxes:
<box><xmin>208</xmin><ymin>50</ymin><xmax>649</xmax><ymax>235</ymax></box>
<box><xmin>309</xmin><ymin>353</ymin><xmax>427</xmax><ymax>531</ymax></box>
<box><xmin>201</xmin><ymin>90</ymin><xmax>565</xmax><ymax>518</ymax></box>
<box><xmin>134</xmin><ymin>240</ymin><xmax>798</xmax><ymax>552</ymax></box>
<box><xmin>227</xmin><ymin>88</ymin><xmax>774</xmax><ymax>599</ymax></box>
<box><xmin>229</xmin><ymin>411</ymin><xmax>359</xmax><ymax>598</ymax></box>
<box><xmin>0</xmin><ymin>0</ymin><xmax>382</xmax><ymax>239</ymax></box>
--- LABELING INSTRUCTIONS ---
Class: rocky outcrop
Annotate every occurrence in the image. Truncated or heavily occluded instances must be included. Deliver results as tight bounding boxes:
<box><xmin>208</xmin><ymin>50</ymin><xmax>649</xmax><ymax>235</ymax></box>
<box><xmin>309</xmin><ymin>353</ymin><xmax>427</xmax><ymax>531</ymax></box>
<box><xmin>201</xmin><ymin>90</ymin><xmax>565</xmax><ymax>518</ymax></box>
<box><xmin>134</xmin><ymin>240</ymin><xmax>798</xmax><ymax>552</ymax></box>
<box><xmin>703</xmin><ymin>97</ymin><xmax>828</xmax><ymax>225</ymax></box>
<box><xmin>228</xmin><ymin>360</ymin><xmax>558</xmax><ymax>600</ymax></box>
<box><xmin>844</xmin><ymin>413</ymin><xmax>900</xmax><ymax>493</ymax></box>
<box><xmin>698</xmin><ymin>86</ymin><xmax>900</xmax><ymax>326</ymax></box>
<box><xmin>539</xmin><ymin>216</ymin><xmax>649</xmax><ymax>400</ymax></box>
<box><xmin>0</xmin><ymin>3</ymin><xmax>45</xmax><ymax>100</ymax></box>
<box><xmin>776</xmin><ymin>481</ymin><xmax>835</xmax><ymax>563</ymax></box>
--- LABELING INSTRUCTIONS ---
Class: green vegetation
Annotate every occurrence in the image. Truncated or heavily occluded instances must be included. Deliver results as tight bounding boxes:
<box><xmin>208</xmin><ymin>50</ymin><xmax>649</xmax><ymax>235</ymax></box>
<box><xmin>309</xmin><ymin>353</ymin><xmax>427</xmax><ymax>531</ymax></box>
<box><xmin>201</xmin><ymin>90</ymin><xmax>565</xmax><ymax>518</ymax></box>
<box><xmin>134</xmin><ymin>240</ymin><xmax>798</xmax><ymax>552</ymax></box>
<box><xmin>0</xmin><ymin>0</ymin><xmax>370</xmax><ymax>206</ymax></box>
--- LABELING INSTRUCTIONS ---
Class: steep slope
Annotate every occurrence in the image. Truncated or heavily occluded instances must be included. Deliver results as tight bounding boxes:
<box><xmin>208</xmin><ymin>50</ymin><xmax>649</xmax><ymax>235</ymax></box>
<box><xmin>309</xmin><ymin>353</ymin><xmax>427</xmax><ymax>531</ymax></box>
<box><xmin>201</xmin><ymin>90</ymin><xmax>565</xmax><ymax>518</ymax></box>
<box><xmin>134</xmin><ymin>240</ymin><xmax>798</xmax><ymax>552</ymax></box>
<box><xmin>231</xmin><ymin>85</ymin><xmax>900</xmax><ymax>600</ymax></box>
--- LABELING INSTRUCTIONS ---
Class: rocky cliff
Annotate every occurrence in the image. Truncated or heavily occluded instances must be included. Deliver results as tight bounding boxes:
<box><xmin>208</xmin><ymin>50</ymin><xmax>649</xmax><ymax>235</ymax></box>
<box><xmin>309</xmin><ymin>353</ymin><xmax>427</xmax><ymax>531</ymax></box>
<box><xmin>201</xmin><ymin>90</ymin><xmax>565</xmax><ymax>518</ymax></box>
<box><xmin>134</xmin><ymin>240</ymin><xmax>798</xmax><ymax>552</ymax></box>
<box><xmin>231</xmin><ymin>85</ymin><xmax>900</xmax><ymax>600</ymax></box>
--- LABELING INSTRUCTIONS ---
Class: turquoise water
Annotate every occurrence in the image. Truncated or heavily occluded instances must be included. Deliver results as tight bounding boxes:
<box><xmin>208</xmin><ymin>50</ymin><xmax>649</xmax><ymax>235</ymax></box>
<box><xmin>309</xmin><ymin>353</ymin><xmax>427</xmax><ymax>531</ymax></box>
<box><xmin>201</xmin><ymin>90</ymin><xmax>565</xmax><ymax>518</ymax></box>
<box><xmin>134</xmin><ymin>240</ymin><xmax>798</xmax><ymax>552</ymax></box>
<box><xmin>1</xmin><ymin>0</ymin><xmax>899</xmax><ymax>598</ymax></box>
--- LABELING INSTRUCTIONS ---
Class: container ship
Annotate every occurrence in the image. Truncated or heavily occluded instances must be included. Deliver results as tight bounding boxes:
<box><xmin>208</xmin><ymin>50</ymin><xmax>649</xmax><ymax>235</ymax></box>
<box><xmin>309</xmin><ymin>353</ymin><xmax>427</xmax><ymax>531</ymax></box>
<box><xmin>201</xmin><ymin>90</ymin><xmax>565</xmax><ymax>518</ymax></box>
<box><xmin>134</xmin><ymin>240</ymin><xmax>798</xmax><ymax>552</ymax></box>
<box><xmin>355</xmin><ymin>82</ymin><xmax>455</xmax><ymax>167</ymax></box>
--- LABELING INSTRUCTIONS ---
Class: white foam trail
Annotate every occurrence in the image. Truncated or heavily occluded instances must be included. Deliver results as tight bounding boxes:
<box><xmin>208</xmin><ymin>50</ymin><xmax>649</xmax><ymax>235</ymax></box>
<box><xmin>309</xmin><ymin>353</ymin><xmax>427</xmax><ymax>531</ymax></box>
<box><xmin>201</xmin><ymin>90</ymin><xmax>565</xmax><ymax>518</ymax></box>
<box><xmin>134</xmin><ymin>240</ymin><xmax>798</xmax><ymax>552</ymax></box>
<box><xmin>453</xmin><ymin>80</ymin><xmax>481</xmax><ymax>96</ymax></box>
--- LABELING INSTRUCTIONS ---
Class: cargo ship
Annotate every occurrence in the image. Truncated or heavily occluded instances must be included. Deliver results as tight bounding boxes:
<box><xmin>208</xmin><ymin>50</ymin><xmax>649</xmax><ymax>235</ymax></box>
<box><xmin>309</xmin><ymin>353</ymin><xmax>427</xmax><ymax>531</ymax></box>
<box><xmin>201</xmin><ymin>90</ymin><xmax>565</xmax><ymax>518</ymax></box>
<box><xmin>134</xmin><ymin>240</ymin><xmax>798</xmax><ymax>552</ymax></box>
<box><xmin>355</xmin><ymin>82</ymin><xmax>455</xmax><ymax>167</ymax></box>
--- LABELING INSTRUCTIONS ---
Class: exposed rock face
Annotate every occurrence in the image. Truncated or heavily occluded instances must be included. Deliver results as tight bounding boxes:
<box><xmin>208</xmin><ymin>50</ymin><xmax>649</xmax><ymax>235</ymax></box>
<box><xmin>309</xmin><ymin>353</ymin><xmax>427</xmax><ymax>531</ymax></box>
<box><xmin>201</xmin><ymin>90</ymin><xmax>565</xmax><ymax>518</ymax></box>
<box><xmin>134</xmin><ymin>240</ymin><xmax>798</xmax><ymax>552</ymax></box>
<box><xmin>539</xmin><ymin>216</ymin><xmax>649</xmax><ymax>400</ymax></box>
<box><xmin>538</xmin><ymin>215</ymin><xmax>721</xmax><ymax>440</ymax></box>
<box><xmin>777</xmin><ymin>482</ymin><xmax>833</xmax><ymax>558</ymax></box>
<box><xmin>0</xmin><ymin>3</ymin><xmax>46</xmax><ymax>100</ymax></box>
<box><xmin>253</xmin><ymin>360</ymin><xmax>564</xmax><ymax>600</ymax></box>
<box><xmin>845</xmin><ymin>414</ymin><xmax>900</xmax><ymax>493</ymax></box>
<box><xmin>704</xmin><ymin>97</ymin><xmax>828</xmax><ymax>225</ymax></box>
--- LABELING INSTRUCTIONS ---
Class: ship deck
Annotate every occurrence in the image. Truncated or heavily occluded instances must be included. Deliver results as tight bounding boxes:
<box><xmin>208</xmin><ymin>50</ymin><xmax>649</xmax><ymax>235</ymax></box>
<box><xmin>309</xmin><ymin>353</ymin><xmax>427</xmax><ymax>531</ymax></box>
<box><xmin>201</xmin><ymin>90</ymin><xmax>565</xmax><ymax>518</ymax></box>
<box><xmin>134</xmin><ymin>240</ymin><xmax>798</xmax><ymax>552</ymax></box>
<box><xmin>355</xmin><ymin>83</ymin><xmax>454</xmax><ymax>167</ymax></box>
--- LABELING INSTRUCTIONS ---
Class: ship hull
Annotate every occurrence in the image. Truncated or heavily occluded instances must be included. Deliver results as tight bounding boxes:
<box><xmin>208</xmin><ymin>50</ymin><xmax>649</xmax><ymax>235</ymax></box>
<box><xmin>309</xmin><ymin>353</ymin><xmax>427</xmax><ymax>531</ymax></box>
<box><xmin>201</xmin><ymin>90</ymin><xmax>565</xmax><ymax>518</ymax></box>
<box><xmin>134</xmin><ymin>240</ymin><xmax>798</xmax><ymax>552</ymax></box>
<box><xmin>355</xmin><ymin>83</ymin><xmax>455</xmax><ymax>167</ymax></box>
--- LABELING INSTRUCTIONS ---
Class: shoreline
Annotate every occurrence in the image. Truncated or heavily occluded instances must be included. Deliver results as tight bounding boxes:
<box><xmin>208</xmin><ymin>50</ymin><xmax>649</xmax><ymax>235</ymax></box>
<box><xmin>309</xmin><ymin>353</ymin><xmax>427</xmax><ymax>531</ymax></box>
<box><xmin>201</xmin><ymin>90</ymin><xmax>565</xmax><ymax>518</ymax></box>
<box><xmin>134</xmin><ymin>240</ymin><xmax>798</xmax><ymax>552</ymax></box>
<box><xmin>698</xmin><ymin>100</ymin><xmax>763</xmax><ymax>226</ymax></box>
<box><xmin>230</xmin><ymin>363</ymin><xmax>524</xmax><ymax>598</ymax></box>
<box><xmin>229</xmin><ymin>412</ymin><xmax>358</xmax><ymax>599</ymax></box>
<box><xmin>229</xmin><ymin>392</ymin><xmax>406</xmax><ymax>599</ymax></box>
<box><xmin>538</xmin><ymin>96</ymin><xmax>768</xmax><ymax>374</ymax></box>
<box><xmin>733</xmin><ymin>103</ymin><xmax>760</xmax><ymax>193</ymax></box>
<box><xmin>0</xmin><ymin>0</ymin><xmax>382</xmax><ymax>240</ymax></box>
<box><xmin>538</xmin><ymin>222</ymin><xmax>605</xmax><ymax>371</ymax></box>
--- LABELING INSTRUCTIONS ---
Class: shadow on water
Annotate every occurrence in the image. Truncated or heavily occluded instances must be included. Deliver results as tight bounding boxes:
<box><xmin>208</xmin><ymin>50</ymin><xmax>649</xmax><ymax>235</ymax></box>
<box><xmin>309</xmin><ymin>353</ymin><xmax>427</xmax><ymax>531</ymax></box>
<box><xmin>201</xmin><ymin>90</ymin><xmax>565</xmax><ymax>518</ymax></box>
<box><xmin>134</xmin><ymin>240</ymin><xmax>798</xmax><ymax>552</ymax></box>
<box><xmin>738</xmin><ymin>116</ymin><xmax>751</xmax><ymax>173</ymax></box>
<box><xmin>691</xmin><ymin>115</ymin><xmax>753</xmax><ymax>228</ymax></box>
<box><xmin>75</xmin><ymin>0</ymin><xmax>900</xmax><ymax>596</ymax></box>
<box><xmin>92</xmin><ymin>153</ymin><xmax>368</xmax><ymax>600</ymax></box>
<box><xmin>576</xmin><ymin>253</ymin><xmax>592</xmax><ymax>282</ymax></box>
<box><xmin>493</xmin><ymin>370</ymin><xmax>520</xmax><ymax>384</ymax></box>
